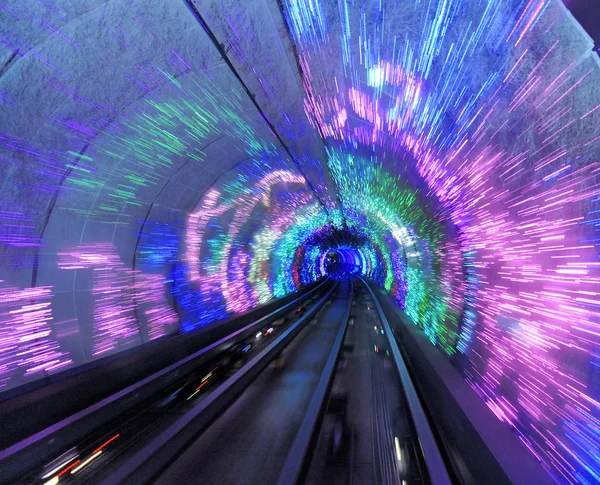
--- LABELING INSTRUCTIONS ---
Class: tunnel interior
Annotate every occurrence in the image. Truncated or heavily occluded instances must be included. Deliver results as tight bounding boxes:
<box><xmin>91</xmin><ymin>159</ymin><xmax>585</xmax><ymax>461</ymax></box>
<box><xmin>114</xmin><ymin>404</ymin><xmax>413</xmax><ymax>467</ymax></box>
<box><xmin>1</xmin><ymin>0</ymin><xmax>600</xmax><ymax>483</ymax></box>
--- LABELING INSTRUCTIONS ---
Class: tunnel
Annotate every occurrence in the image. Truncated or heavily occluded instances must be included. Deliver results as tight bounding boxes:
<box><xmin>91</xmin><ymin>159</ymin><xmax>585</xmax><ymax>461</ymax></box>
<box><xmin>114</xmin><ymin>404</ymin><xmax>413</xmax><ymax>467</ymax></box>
<box><xmin>0</xmin><ymin>0</ymin><xmax>599</xmax><ymax>484</ymax></box>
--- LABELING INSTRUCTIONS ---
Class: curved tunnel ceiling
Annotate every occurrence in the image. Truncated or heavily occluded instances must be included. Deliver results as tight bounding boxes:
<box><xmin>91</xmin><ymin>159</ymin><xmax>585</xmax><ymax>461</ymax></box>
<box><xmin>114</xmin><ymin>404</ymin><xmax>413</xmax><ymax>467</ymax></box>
<box><xmin>1</xmin><ymin>0</ymin><xmax>599</xmax><ymax>482</ymax></box>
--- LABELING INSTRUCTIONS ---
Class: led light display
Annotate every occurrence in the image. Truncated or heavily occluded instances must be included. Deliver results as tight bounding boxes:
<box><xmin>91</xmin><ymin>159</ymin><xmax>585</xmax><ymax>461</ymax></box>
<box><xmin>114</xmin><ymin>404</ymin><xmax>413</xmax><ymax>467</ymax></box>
<box><xmin>182</xmin><ymin>160</ymin><xmax>323</xmax><ymax>329</ymax></box>
<box><xmin>0</xmin><ymin>283</ymin><xmax>72</xmax><ymax>388</ymax></box>
<box><xmin>281</xmin><ymin>0</ymin><xmax>600</xmax><ymax>482</ymax></box>
<box><xmin>0</xmin><ymin>0</ymin><xmax>598</xmax><ymax>482</ymax></box>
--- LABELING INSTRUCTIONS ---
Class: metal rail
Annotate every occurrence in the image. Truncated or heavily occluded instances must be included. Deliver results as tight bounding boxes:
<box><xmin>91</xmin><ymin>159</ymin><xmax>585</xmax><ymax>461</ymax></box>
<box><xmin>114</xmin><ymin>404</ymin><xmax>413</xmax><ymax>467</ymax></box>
<box><xmin>0</xmin><ymin>278</ymin><xmax>331</xmax><ymax>482</ymax></box>
<box><xmin>276</xmin><ymin>279</ymin><xmax>354</xmax><ymax>485</ymax></box>
<box><xmin>99</xmin><ymin>280</ymin><xmax>339</xmax><ymax>484</ymax></box>
<box><xmin>360</xmin><ymin>277</ymin><xmax>452</xmax><ymax>485</ymax></box>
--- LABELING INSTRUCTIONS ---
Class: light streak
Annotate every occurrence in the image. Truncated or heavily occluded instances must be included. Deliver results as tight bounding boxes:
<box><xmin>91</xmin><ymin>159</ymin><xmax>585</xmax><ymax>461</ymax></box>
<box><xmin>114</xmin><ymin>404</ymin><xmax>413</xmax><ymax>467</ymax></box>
<box><xmin>0</xmin><ymin>1</ymin><xmax>598</xmax><ymax>482</ymax></box>
<box><xmin>70</xmin><ymin>451</ymin><xmax>102</xmax><ymax>475</ymax></box>
<box><xmin>281</xmin><ymin>0</ymin><xmax>600</xmax><ymax>481</ymax></box>
<box><xmin>41</xmin><ymin>455</ymin><xmax>79</xmax><ymax>480</ymax></box>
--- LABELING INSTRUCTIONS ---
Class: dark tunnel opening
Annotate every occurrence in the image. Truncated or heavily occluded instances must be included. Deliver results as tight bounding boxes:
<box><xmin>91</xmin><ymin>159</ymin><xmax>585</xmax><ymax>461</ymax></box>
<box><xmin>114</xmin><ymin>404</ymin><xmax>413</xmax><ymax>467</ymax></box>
<box><xmin>323</xmin><ymin>249</ymin><xmax>361</xmax><ymax>277</ymax></box>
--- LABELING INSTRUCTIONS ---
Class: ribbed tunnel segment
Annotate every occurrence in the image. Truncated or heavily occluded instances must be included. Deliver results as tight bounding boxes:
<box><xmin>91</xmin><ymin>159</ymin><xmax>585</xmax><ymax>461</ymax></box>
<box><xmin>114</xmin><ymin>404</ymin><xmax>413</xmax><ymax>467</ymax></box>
<box><xmin>0</xmin><ymin>1</ymin><xmax>599</xmax><ymax>482</ymax></box>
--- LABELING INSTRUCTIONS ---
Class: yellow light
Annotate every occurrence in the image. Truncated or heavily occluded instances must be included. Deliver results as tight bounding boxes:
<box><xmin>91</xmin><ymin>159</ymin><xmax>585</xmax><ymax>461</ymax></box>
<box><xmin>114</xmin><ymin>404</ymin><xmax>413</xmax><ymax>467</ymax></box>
<box><xmin>394</xmin><ymin>437</ymin><xmax>403</xmax><ymax>461</ymax></box>
<box><xmin>71</xmin><ymin>451</ymin><xmax>102</xmax><ymax>474</ymax></box>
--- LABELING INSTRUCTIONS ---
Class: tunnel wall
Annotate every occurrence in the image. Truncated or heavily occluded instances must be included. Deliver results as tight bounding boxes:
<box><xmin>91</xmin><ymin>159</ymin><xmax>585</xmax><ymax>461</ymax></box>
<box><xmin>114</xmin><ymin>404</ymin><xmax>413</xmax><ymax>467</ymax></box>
<box><xmin>0</xmin><ymin>277</ymin><xmax>327</xmax><ymax>455</ymax></box>
<box><xmin>280</xmin><ymin>0</ymin><xmax>600</xmax><ymax>482</ymax></box>
<box><xmin>0</xmin><ymin>0</ymin><xmax>599</xmax><ymax>483</ymax></box>
<box><xmin>0</xmin><ymin>0</ymin><xmax>337</xmax><ymax>394</ymax></box>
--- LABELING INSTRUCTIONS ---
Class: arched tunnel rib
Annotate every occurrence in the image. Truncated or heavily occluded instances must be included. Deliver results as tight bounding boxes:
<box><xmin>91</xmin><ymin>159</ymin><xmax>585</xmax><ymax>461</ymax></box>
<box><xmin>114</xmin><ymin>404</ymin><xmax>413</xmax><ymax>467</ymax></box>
<box><xmin>182</xmin><ymin>0</ymin><xmax>333</xmax><ymax>219</ymax></box>
<box><xmin>0</xmin><ymin>1</ymin><xmax>599</xmax><ymax>484</ymax></box>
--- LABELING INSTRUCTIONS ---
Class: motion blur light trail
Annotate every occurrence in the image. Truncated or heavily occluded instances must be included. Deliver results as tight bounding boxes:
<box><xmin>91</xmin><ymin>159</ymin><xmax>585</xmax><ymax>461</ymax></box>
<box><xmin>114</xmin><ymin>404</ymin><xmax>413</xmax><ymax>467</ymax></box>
<box><xmin>0</xmin><ymin>0</ymin><xmax>599</xmax><ymax>482</ymax></box>
<box><xmin>282</xmin><ymin>0</ymin><xmax>600</xmax><ymax>482</ymax></box>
